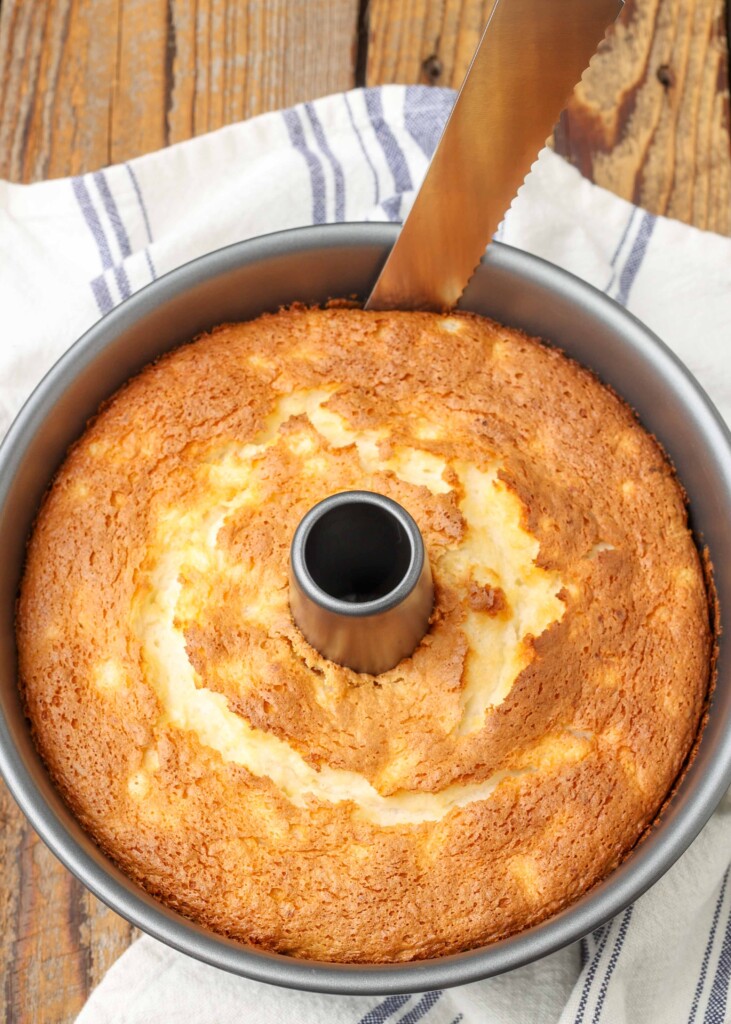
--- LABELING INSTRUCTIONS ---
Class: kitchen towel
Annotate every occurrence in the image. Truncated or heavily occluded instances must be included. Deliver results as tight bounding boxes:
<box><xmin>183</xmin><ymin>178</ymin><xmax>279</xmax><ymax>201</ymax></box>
<box><xmin>1</xmin><ymin>85</ymin><xmax>729</xmax><ymax>1024</ymax></box>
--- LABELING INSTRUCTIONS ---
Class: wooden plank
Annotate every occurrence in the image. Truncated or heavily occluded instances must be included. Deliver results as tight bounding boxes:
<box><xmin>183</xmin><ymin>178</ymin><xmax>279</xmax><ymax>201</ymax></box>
<box><xmin>0</xmin><ymin>0</ymin><xmax>361</xmax><ymax>182</ymax></box>
<box><xmin>0</xmin><ymin>781</ymin><xmax>137</xmax><ymax>1024</ymax></box>
<box><xmin>555</xmin><ymin>0</ymin><xmax>731</xmax><ymax>234</ymax></box>
<box><xmin>364</xmin><ymin>0</ymin><xmax>731</xmax><ymax>234</ymax></box>
<box><xmin>365</xmin><ymin>0</ymin><xmax>495</xmax><ymax>88</ymax></box>
<box><xmin>0</xmin><ymin>1</ymin><xmax>120</xmax><ymax>181</ymax></box>
<box><xmin>155</xmin><ymin>0</ymin><xmax>361</xmax><ymax>147</ymax></box>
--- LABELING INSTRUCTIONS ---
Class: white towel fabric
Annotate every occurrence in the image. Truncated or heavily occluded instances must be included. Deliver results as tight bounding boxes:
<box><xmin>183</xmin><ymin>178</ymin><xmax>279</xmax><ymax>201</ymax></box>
<box><xmin>1</xmin><ymin>85</ymin><xmax>729</xmax><ymax>1024</ymax></box>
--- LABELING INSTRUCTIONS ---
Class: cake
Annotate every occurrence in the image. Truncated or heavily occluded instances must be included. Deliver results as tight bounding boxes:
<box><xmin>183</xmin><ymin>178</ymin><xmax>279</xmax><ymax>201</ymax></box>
<box><xmin>16</xmin><ymin>306</ymin><xmax>711</xmax><ymax>963</ymax></box>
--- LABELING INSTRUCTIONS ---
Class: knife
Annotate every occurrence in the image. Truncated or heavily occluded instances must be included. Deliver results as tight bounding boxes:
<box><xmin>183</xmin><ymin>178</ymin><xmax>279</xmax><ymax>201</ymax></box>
<box><xmin>365</xmin><ymin>0</ymin><xmax>623</xmax><ymax>312</ymax></box>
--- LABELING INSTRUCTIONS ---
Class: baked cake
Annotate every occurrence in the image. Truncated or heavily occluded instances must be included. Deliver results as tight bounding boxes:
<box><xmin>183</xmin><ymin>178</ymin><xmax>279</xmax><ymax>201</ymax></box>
<box><xmin>16</xmin><ymin>307</ymin><xmax>711</xmax><ymax>962</ymax></box>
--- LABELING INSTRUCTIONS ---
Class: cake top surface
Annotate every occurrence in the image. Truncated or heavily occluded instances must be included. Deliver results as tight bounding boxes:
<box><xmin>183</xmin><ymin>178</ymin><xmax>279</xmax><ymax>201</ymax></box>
<box><xmin>17</xmin><ymin>307</ymin><xmax>710</xmax><ymax>962</ymax></box>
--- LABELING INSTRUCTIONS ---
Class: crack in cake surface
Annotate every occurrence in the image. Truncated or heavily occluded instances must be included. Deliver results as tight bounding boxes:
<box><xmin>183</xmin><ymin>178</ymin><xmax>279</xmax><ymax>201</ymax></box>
<box><xmin>17</xmin><ymin>307</ymin><xmax>711</xmax><ymax>963</ymax></box>
<box><xmin>132</xmin><ymin>387</ymin><xmax>567</xmax><ymax>821</ymax></box>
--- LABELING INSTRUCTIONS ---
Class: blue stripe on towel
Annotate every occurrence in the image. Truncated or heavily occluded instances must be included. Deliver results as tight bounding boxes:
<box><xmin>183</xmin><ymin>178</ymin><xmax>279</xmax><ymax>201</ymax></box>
<box><xmin>125</xmin><ymin>163</ymin><xmax>155</xmax><ymax>243</ymax></box>
<box><xmin>574</xmin><ymin>920</ymin><xmax>615</xmax><ymax>1023</ymax></box>
<box><xmin>603</xmin><ymin>207</ymin><xmax>638</xmax><ymax>294</ymax></box>
<box><xmin>73</xmin><ymin>176</ymin><xmax>125</xmax><ymax>312</ymax></box>
<box><xmin>143</xmin><ymin>248</ymin><xmax>157</xmax><ymax>282</ymax></box>
<box><xmin>395</xmin><ymin>990</ymin><xmax>442</xmax><ymax>1023</ymax></box>
<box><xmin>580</xmin><ymin>923</ymin><xmax>607</xmax><ymax>971</ymax></box>
<box><xmin>282</xmin><ymin>107</ymin><xmax>327</xmax><ymax>224</ymax></box>
<box><xmin>90</xmin><ymin>275</ymin><xmax>114</xmax><ymax>315</ymax></box>
<box><xmin>403</xmin><ymin>85</ymin><xmax>453</xmax><ymax>158</ymax></box>
<box><xmin>92</xmin><ymin>170</ymin><xmax>132</xmax><ymax>299</ymax></box>
<box><xmin>73</xmin><ymin>176</ymin><xmax>114</xmax><ymax>269</ymax></box>
<box><xmin>72</xmin><ymin>175</ymin><xmax>131</xmax><ymax>303</ymax></box>
<box><xmin>125</xmin><ymin>162</ymin><xmax>157</xmax><ymax>280</ymax></box>
<box><xmin>381</xmin><ymin>194</ymin><xmax>403</xmax><ymax>222</ymax></box>
<box><xmin>305</xmin><ymin>102</ymin><xmax>345</xmax><ymax>221</ymax></box>
<box><xmin>113</xmin><ymin>261</ymin><xmax>131</xmax><ymax>300</ymax></box>
<box><xmin>689</xmin><ymin>869</ymin><xmax>729</xmax><ymax>1023</ymax></box>
<box><xmin>592</xmin><ymin>905</ymin><xmax>634</xmax><ymax>1022</ymax></box>
<box><xmin>704</xmin><ymin>882</ymin><xmax>731</xmax><ymax>1024</ymax></box>
<box><xmin>344</xmin><ymin>93</ymin><xmax>380</xmax><ymax>204</ymax></box>
<box><xmin>358</xmin><ymin>995</ymin><xmax>412</xmax><ymax>1024</ymax></box>
<box><xmin>93</xmin><ymin>170</ymin><xmax>132</xmax><ymax>257</ymax></box>
<box><xmin>609</xmin><ymin>208</ymin><xmax>639</xmax><ymax>268</ymax></box>
<box><xmin>615</xmin><ymin>211</ymin><xmax>656</xmax><ymax>306</ymax></box>
<box><xmin>364</xmin><ymin>89</ymin><xmax>412</xmax><ymax>194</ymax></box>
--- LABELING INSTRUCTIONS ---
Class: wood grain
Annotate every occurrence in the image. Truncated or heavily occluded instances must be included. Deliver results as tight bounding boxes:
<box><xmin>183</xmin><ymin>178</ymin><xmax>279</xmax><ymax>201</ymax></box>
<box><xmin>555</xmin><ymin>0</ymin><xmax>731</xmax><ymax>233</ymax></box>
<box><xmin>0</xmin><ymin>0</ymin><xmax>360</xmax><ymax>182</ymax></box>
<box><xmin>364</xmin><ymin>0</ymin><xmax>731</xmax><ymax>233</ymax></box>
<box><xmin>365</xmin><ymin>0</ymin><xmax>496</xmax><ymax>88</ymax></box>
<box><xmin>0</xmin><ymin>781</ymin><xmax>137</xmax><ymax>1024</ymax></box>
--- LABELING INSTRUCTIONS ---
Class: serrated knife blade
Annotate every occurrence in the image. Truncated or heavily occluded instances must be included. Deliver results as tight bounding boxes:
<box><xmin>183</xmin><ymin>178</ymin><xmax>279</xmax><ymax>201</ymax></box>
<box><xmin>365</xmin><ymin>0</ymin><xmax>622</xmax><ymax>312</ymax></box>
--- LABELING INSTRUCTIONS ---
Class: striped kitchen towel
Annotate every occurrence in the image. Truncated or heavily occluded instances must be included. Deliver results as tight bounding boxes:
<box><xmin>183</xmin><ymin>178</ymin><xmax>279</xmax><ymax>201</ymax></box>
<box><xmin>0</xmin><ymin>85</ymin><xmax>730</xmax><ymax>1024</ymax></box>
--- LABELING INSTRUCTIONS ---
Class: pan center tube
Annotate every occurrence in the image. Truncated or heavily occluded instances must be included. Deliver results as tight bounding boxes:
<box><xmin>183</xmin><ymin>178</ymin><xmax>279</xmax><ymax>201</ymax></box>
<box><xmin>289</xmin><ymin>491</ymin><xmax>434</xmax><ymax>675</ymax></box>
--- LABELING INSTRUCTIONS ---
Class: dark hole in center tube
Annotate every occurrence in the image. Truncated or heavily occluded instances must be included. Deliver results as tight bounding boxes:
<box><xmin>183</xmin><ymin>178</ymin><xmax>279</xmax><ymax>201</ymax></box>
<box><xmin>304</xmin><ymin>502</ymin><xmax>412</xmax><ymax>603</ymax></box>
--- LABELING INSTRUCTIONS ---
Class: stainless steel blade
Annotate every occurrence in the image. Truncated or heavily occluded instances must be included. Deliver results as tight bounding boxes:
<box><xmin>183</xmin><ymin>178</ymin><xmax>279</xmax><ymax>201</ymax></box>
<box><xmin>365</xmin><ymin>0</ymin><xmax>622</xmax><ymax>311</ymax></box>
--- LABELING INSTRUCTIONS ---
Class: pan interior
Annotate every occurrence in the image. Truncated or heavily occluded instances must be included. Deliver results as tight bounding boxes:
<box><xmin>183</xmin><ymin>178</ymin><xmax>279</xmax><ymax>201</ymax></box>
<box><xmin>0</xmin><ymin>224</ymin><xmax>729</xmax><ymax>994</ymax></box>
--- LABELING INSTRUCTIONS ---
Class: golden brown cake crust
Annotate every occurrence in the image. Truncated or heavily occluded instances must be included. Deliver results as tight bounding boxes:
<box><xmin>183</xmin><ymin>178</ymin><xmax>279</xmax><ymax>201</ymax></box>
<box><xmin>17</xmin><ymin>307</ymin><xmax>711</xmax><ymax>962</ymax></box>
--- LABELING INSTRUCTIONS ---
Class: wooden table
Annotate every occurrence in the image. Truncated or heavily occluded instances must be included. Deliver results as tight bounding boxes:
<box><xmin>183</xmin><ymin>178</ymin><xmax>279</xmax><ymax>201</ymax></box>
<box><xmin>0</xmin><ymin>1</ymin><xmax>729</xmax><ymax>1020</ymax></box>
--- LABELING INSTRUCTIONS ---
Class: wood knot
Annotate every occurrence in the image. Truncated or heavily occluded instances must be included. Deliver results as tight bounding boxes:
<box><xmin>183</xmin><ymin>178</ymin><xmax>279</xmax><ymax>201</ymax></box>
<box><xmin>657</xmin><ymin>64</ymin><xmax>675</xmax><ymax>89</ymax></box>
<box><xmin>422</xmin><ymin>54</ymin><xmax>443</xmax><ymax>83</ymax></box>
